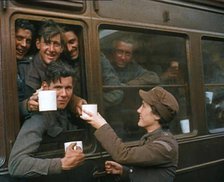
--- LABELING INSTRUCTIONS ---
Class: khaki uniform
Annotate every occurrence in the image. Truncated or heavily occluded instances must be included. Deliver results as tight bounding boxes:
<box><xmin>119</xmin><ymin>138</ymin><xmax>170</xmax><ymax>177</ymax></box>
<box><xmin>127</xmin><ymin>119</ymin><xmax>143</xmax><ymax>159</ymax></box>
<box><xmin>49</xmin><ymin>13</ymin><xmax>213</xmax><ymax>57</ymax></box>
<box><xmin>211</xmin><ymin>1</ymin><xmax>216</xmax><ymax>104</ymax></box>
<box><xmin>95</xmin><ymin>124</ymin><xmax>178</xmax><ymax>182</ymax></box>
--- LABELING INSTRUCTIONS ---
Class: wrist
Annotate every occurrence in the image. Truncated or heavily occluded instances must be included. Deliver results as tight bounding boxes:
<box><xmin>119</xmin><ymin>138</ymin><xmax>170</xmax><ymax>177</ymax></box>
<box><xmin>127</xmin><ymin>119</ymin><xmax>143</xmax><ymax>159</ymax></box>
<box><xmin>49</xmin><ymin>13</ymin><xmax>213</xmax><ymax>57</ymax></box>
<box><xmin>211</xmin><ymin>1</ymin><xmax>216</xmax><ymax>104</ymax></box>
<box><xmin>61</xmin><ymin>158</ymin><xmax>69</xmax><ymax>171</ymax></box>
<box><xmin>97</xmin><ymin>122</ymin><xmax>107</xmax><ymax>129</ymax></box>
<box><xmin>26</xmin><ymin>98</ymin><xmax>31</xmax><ymax>112</ymax></box>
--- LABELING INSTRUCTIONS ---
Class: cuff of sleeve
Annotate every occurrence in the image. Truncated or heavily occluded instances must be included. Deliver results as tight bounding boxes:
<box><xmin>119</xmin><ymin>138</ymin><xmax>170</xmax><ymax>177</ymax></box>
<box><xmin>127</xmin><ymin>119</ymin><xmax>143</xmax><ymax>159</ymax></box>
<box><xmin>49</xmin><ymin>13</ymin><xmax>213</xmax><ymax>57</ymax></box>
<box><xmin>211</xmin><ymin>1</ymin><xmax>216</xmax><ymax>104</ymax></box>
<box><xmin>48</xmin><ymin>158</ymin><xmax>62</xmax><ymax>174</ymax></box>
<box><xmin>19</xmin><ymin>99</ymin><xmax>31</xmax><ymax>118</ymax></box>
<box><xmin>120</xmin><ymin>166</ymin><xmax>132</xmax><ymax>181</ymax></box>
<box><xmin>94</xmin><ymin>123</ymin><xmax>110</xmax><ymax>136</ymax></box>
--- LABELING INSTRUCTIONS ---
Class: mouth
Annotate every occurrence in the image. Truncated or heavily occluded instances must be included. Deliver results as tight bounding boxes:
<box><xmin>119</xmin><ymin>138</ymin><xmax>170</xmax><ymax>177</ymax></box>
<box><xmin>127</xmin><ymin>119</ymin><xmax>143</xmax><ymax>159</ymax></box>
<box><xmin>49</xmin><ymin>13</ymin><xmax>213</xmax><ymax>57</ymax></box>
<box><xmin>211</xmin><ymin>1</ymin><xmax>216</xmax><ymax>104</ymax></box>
<box><xmin>117</xmin><ymin>63</ymin><xmax>126</xmax><ymax>68</ymax></box>
<box><xmin>72</xmin><ymin>47</ymin><xmax>78</xmax><ymax>51</ymax></box>
<box><xmin>70</xmin><ymin>50</ymin><xmax>78</xmax><ymax>59</ymax></box>
<box><xmin>71</xmin><ymin>51</ymin><xmax>77</xmax><ymax>55</ymax></box>
<box><xmin>16</xmin><ymin>49</ymin><xmax>26</xmax><ymax>56</ymax></box>
<box><xmin>46</xmin><ymin>54</ymin><xmax>57</xmax><ymax>61</ymax></box>
<box><xmin>71</xmin><ymin>48</ymin><xmax>78</xmax><ymax>54</ymax></box>
<box><xmin>58</xmin><ymin>100</ymin><xmax>67</xmax><ymax>104</ymax></box>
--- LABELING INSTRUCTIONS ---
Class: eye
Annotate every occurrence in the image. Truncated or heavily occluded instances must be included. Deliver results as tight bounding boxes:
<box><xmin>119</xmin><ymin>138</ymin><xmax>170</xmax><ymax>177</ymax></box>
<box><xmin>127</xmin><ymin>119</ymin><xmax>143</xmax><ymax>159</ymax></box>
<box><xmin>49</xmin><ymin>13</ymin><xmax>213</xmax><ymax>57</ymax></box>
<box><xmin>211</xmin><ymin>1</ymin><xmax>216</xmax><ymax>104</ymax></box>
<box><xmin>16</xmin><ymin>36</ymin><xmax>23</xmax><ymax>41</ymax></box>
<box><xmin>54</xmin><ymin>86</ymin><xmax>62</xmax><ymax>90</ymax></box>
<box><xmin>54</xmin><ymin>42</ymin><xmax>61</xmax><ymax>47</ymax></box>
<box><xmin>45</xmin><ymin>42</ymin><xmax>50</xmax><ymax>46</ymax></box>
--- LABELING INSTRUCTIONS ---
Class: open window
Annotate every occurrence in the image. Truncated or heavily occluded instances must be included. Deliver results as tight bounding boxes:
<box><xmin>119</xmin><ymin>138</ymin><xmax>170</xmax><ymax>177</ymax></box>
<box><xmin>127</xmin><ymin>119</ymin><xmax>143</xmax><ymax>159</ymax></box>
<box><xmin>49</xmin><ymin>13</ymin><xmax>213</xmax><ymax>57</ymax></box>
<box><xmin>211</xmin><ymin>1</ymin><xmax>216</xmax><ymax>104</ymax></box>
<box><xmin>14</xmin><ymin>17</ymin><xmax>93</xmax><ymax>158</ymax></box>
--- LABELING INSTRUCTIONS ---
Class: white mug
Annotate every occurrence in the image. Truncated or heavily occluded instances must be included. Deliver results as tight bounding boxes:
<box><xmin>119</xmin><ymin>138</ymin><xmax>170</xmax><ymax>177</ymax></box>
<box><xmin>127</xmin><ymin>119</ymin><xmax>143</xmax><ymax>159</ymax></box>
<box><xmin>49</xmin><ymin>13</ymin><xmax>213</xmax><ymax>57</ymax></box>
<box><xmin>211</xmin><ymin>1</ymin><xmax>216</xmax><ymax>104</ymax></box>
<box><xmin>205</xmin><ymin>91</ymin><xmax>213</xmax><ymax>104</ymax></box>
<box><xmin>180</xmin><ymin>119</ymin><xmax>190</xmax><ymax>133</ymax></box>
<box><xmin>64</xmin><ymin>141</ymin><xmax>83</xmax><ymax>151</ymax></box>
<box><xmin>38</xmin><ymin>90</ymin><xmax>57</xmax><ymax>111</ymax></box>
<box><xmin>82</xmin><ymin>104</ymin><xmax>97</xmax><ymax>117</ymax></box>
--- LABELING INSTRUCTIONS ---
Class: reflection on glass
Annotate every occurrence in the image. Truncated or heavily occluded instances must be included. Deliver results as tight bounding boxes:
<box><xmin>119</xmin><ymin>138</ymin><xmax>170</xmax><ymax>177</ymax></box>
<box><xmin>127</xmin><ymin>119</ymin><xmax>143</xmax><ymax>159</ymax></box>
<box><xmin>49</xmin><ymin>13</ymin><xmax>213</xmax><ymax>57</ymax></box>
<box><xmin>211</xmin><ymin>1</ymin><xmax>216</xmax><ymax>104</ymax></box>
<box><xmin>180</xmin><ymin>119</ymin><xmax>190</xmax><ymax>134</ymax></box>
<box><xmin>202</xmin><ymin>38</ymin><xmax>224</xmax><ymax>130</ymax></box>
<box><xmin>99</xmin><ymin>28</ymin><xmax>189</xmax><ymax>140</ymax></box>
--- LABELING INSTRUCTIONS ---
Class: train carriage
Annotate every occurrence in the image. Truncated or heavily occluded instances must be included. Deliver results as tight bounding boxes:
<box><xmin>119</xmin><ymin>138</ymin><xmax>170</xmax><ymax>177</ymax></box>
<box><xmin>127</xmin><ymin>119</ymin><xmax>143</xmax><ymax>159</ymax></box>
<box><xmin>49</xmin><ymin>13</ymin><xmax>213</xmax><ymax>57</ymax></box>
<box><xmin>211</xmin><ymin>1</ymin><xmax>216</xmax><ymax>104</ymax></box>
<box><xmin>0</xmin><ymin>0</ymin><xmax>224</xmax><ymax>181</ymax></box>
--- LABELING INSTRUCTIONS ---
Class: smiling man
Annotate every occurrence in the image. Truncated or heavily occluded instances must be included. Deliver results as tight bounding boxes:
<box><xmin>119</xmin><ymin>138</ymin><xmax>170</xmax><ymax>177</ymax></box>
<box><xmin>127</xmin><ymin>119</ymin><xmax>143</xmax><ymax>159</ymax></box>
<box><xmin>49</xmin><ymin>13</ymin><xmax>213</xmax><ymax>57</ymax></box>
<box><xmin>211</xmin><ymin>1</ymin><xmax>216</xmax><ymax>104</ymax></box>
<box><xmin>15</xmin><ymin>19</ymin><xmax>36</xmax><ymax>123</ymax></box>
<box><xmin>16</xmin><ymin>19</ymin><xmax>35</xmax><ymax>102</ymax></box>
<box><xmin>63</xmin><ymin>26</ymin><xmax>79</xmax><ymax>62</ymax></box>
<box><xmin>25</xmin><ymin>19</ymin><xmax>64</xmax><ymax>92</ymax></box>
<box><xmin>9</xmin><ymin>61</ymin><xmax>85</xmax><ymax>177</ymax></box>
<box><xmin>18</xmin><ymin>19</ymin><xmax>65</xmax><ymax>120</ymax></box>
<box><xmin>15</xmin><ymin>19</ymin><xmax>34</xmax><ymax>61</ymax></box>
<box><xmin>61</xmin><ymin>25</ymin><xmax>81</xmax><ymax>96</ymax></box>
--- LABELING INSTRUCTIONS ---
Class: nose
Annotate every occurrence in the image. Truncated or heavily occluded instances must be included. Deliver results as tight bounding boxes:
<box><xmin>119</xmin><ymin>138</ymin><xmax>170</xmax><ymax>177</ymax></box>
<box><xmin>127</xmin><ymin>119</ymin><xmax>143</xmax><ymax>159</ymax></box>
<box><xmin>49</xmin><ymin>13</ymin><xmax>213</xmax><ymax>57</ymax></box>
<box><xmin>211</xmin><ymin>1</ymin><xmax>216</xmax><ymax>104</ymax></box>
<box><xmin>72</xmin><ymin>42</ymin><xmax>78</xmax><ymax>48</ymax></box>
<box><xmin>121</xmin><ymin>54</ymin><xmax>126</xmax><ymax>60</ymax></box>
<box><xmin>60</xmin><ymin>88</ymin><xmax>67</xmax><ymax>97</ymax></box>
<box><xmin>137</xmin><ymin>105</ymin><xmax>142</xmax><ymax>113</ymax></box>
<box><xmin>21</xmin><ymin>39</ymin><xmax>27</xmax><ymax>47</ymax></box>
<box><xmin>49</xmin><ymin>42</ymin><xmax>55</xmax><ymax>52</ymax></box>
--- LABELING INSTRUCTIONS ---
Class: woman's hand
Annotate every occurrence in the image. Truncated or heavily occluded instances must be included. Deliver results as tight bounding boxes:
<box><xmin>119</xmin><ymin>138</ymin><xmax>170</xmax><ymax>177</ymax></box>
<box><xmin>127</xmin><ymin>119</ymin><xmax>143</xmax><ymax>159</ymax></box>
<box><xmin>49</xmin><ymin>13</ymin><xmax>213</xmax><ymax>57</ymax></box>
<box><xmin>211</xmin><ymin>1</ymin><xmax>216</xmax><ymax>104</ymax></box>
<box><xmin>80</xmin><ymin>110</ymin><xmax>107</xmax><ymax>129</ymax></box>
<box><xmin>105</xmin><ymin>161</ymin><xmax>123</xmax><ymax>175</ymax></box>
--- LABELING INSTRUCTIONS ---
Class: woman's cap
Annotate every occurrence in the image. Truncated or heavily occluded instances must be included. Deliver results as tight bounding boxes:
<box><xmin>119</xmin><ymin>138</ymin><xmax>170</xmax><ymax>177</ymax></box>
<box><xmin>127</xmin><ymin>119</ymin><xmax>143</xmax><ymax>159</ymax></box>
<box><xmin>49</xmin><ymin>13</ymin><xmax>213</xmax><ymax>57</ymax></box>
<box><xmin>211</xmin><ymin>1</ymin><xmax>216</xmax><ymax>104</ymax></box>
<box><xmin>139</xmin><ymin>86</ymin><xmax>179</xmax><ymax>121</ymax></box>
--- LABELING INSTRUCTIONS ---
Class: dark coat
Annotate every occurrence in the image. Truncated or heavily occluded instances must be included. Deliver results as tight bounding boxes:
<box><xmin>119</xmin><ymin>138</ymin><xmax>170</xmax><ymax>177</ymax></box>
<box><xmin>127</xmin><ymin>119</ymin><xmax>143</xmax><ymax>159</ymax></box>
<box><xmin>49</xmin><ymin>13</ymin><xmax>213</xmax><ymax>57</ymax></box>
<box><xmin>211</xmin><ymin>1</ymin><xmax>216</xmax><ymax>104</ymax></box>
<box><xmin>8</xmin><ymin>110</ymin><xmax>77</xmax><ymax>177</ymax></box>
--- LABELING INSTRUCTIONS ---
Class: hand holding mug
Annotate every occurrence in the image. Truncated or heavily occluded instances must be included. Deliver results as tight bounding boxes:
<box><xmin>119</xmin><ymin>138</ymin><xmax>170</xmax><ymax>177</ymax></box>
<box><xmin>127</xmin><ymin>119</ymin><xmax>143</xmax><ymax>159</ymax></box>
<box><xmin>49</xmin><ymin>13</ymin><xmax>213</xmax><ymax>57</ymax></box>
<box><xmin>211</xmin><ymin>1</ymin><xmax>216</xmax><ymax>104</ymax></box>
<box><xmin>80</xmin><ymin>105</ymin><xmax>107</xmax><ymax>129</ymax></box>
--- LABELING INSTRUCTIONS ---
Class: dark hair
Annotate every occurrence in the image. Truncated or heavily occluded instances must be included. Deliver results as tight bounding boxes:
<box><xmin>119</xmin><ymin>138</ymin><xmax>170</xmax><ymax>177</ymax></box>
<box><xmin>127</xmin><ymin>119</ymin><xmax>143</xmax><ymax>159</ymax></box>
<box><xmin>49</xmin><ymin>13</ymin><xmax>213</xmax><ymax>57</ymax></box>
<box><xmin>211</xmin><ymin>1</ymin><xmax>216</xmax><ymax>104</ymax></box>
<box><xmin>60</xmin><ymin>25</ymin><xmax>80</xmax><ymax>63</ymax></box>
<box><xmin>61</xmin><ymin>24</ymin><xmax>78</xmax><ymax>34</ymax></box>
<box><xmin>44</xmin><ymin>60</ymin><xmax>76</xmax><ymax>85</ymax></box>
<box><xmin>150</xmin><ymin>105</ymin><xmax>170</xmax><ymax>130</ymax></box>
<box><xmin>15</xmin><ymin>19</ymin><xmax>35</xmax><ymax>34</ymax></box>
<box><xmin>112</xmin><ymin>36</ymin><xmax>136</xmax><ymax>50</ymax></box>
<box><xmin>37</xmin><ymin>19</ymin><xmax>64</xmax><ymax>47</ymax></box>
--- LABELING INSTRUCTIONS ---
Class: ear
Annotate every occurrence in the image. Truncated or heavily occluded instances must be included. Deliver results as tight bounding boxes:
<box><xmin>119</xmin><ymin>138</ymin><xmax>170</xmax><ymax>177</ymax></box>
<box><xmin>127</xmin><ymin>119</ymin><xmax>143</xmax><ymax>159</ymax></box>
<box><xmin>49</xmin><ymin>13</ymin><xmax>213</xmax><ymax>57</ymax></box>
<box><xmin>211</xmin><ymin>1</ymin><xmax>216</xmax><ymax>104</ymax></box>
<box><xmin>36</xmin><ymin>39</ymin><xmax>40</xmax><ymax>50</ymax></box>
<box><xmin>154</xmin><ymin>114</ymin><xmax>161</xmax><ymax>121</ymax></box>
<box><xmin>41</xmin><ymin>81</ymin><xmax>49</xmax><ymax>90</ymax></box>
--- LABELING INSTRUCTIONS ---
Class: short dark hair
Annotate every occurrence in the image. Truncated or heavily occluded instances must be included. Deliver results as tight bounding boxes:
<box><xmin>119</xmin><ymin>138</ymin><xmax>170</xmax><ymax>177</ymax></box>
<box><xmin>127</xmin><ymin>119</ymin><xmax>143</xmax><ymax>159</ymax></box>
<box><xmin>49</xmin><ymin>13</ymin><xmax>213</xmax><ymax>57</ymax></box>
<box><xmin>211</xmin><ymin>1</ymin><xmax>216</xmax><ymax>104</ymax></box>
<box><xmin>112</xmin><ymin>36</ymin><xmax>136</xmax><ymax>50</ymax></box>
<box><xmin>61</xmin><ymin>25</ymin><xmax>78</xmax><ymax>34</ymax></box>
<box><xmin>15</xmin><ymin>19</ymin><xmax>35</xmax><ymax>34</ymax></box>
<box><xmin>44</xmin><ymin>60</ymin><xmax>76</xmax><ymax>85</ymax></box>
<box><xmin>37</xmin><ymin>19</ymin><xmax>64</xmax><ymax>47</ymax></box>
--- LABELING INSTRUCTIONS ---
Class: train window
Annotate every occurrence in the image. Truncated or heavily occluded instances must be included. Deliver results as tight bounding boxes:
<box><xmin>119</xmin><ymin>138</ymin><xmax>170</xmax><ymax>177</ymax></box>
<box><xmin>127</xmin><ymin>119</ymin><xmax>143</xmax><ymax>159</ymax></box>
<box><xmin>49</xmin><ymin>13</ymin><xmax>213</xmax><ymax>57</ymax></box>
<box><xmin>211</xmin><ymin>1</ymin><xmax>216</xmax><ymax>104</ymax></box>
<box><xmin>202</xmin><ymin>37</ymin><xmax>224</xmax><ymax>132</ymax></box>
<box><xmin>13</xmin><ymin>0</ymin><xmax>85</xmax><ymax>12</ymax></box>
<box><xmin>14</xmin><ymin>17</ymin><xmax>93</xmax><ymax>157</ymax></box>
<box><xmin>99</xmin><ymin>27</ymin><xmax>190</xmax><ymax>141</ymax></box>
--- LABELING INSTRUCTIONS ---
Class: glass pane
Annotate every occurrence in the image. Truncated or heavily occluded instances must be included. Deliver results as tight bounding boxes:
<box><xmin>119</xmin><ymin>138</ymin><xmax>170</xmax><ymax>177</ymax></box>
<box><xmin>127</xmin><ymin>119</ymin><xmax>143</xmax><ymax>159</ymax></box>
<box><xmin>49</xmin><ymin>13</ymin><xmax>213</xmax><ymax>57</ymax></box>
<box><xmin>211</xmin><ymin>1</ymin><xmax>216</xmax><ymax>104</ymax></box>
<box><xmin>202</xmin><ymin>38</ymin><xmax>224</xmax><ymax>131</ymax></box>
<box><xmin>14</xmin><ymin>0</ymin><xmax>84</xmax><ymax>11</ymax></box>
<box><xmin>99</xmin><ymin>28</ymin><xmax>190</xmax><ymax>141</ymax></box>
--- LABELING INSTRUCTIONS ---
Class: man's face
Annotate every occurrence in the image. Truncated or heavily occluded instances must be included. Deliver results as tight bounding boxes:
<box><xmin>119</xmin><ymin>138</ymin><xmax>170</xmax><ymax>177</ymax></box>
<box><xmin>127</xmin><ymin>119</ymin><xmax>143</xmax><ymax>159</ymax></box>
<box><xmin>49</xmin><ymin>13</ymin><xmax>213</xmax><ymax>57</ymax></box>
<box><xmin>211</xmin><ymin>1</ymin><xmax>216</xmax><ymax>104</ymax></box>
<box><xmin>64</xmin><ymin>31</ymin><xmax>79</xmax><ymax>60</ymax></box>
<box><xmin>36</xmin><ymin>34</ymin><xmax>63</xmax><ymax>64</ymax></box>
<box><xmin>46</xmin><ymin>76</ymin><xmax>73</xmax><ymax>110</ymax></box>
<box><xmin>15</xmin><ymin>28</ymin><xmax>32</xmax><ymax>61</ymax></box>
<box><xmin>113</xmin><ymin>41</ymin><xmax>133</xmax><ymax>68</ymax></box>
